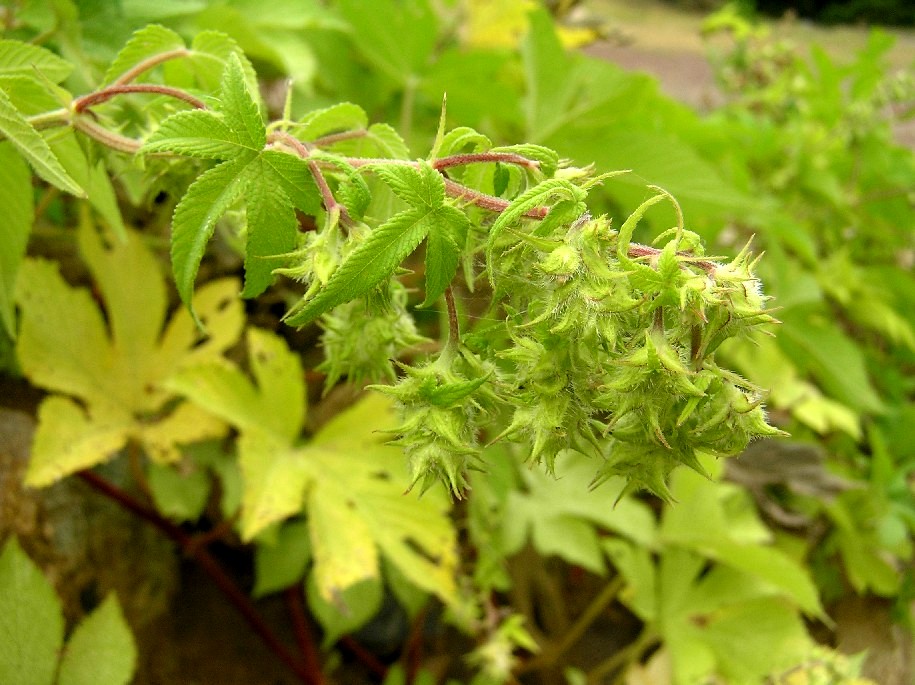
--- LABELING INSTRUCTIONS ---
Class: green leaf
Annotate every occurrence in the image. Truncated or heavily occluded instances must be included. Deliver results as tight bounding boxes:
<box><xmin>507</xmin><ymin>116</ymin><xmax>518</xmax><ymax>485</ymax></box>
<box><xmin>0</xmin><ymin>538</ymin><xmax>64</xmax><ymax>685</ymax></box>
<box><xmin>501</xmin><ymin>452</ymin><xmax>657</xmax><ymax>563</ymax></box>
<box><xmin>57</xmin><ymin>595</ymin><xmax>137</xmax><ymax>685</ymax></box>
<box><xmin>778</xmin><ymin>307</ymin><xmax>884</xmax><ymax>414</ymax></box>
<box><xmin>336</xmin><ymin>0</ymin><xmax>437</xmax><ymax>84</ymax></box>
<box><xmin>0</xmin><ymin>88</ymin><xmax>84</xmax><ymax>196</ymax></box>
<box><xmin>170</xmin><ymin>157</ymin><xmax>251</xmax><ymax>313</ymax></box>
<box><xmin>284</xmin><ymin>206</ymin><xmax>433</xmax><ymax>326</ymax></box>
<box><xmin>254</xmin><ymin>519</ymin><xmax>311</xmax><ymax>597</ymax></box>
<box><xmin>370</xmin><ymin>161</ymin><xmax>445</xmax><ymax>208</ymax></box>
<box><xmin>0</xmin><ymin>143</ymin><xmax>32</xmax><ymax>338</ymax></box>
<box><xmin>0</xmin><ymin>39</ymin><xmax>73</xmax><ymax>82</ymax></box>
<box><xmin>142</xmin><ymin>109</ymin><xmax>243</xmax><ymax>159</ymax></box>
<box><xmin>306</xmin><ymin>575</ymin><xmax>382</xmax><ymax>647</ymax></box>
<box><xmin>102</xmin><ymin>24</ymin><xmax>185</xmax><ymax>84</ymax></box>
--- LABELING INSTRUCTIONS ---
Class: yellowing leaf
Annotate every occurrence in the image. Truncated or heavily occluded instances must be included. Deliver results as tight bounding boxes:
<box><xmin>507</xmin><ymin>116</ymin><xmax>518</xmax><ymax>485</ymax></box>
<box><xmin>26</xmin><ymin>397</ymin><xmax>130</xmax><ymax>487</ymax></box>
<box><xmin>16</xmin><ymin>223</ymin><xmax>244</xmax><ymax>485</ymax></box>
<box><xmin>171</xmin><ymin>341</ymin><xmax>460</xmax><ymax>606</ymax></box>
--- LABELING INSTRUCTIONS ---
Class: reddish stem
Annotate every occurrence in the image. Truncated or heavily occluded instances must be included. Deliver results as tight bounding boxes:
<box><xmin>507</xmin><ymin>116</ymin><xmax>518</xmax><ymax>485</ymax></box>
<box><xmin>284</xmin><ymin>586</ymin><xmax>326</xmax><ymax>685</ymax></box>
<box><xmin>74</xmin><ymin>83</ymin><xmax>206</xmax><ymax>113</ymax></box>
<box><xmin>76</xmin><ymin>470</ymin><xmax>311</xmax><ymax>684</ymax></box>
<box><xmin>432</xmin><ymin>152</ymin><xmax>539</xmax><ymax>171</ymax></box>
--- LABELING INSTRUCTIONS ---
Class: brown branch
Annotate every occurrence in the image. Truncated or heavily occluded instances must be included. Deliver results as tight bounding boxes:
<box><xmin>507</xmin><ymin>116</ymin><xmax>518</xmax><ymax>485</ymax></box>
<box><xmin>284</xmin><ymin>586</ymin><xmax>325</xmax><ymax>685</ymax></box>
<box><xmin>76</xmin><ymin>470</ymin><xmax>311</xmax><ymax>684</ymax></box>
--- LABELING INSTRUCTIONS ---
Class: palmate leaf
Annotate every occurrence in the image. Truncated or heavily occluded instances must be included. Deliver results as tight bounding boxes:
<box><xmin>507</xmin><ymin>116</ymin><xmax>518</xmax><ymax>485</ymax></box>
<box><xmin>147</xmin><ymin>53</ymin><xmax>318</xmax><ymax>310</ymax></box>
<box><xmin>15</xmin><ymin>223</ymin><xmax>243</xmax><ymax>486</ymax></box>
<box><xmin>0</xmin><ymin>88</ymin><xmax>84</xmax><ymax>197</ymax></box>
<box><xmin>169</xmin><ymin>339</ymin><xmax>460</xmax><ymax>607</ymax></box>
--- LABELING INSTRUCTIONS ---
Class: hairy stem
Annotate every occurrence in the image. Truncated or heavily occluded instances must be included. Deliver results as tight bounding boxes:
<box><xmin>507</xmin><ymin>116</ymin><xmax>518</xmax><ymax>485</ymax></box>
<box><xmin>71</xmin><ymin>117</ymin><xmax>142</xmax><ymax>154</ymax></box>
<box><xmin>432</xmin><ymin>152</ymin><xmax>540</xmax><ymax>171</ymax></box>
<box><xmin>76</xmin><ymin>470</ymin><xmax>312</xmax><ymax>684</ymax></box>
<box><xmin>112</xmin><ymin>48</ymin><xmax>192</xmax><ymax>85</ymax></box>
<box><xmin>74</xmin><ymin>83</ymin><xmax>207</xmax><ymax>113</ymax></box>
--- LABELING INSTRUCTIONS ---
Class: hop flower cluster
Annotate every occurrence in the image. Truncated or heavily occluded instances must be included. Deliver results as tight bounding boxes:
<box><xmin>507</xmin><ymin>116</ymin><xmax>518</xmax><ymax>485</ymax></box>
<box><xmin>345</xmin><ymin>204</ymin><xmax>783</xmax><ymax>499</ymax></box>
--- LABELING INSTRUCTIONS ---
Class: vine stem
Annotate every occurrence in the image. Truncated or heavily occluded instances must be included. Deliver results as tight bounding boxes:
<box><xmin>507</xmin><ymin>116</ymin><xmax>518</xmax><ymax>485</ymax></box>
<box><xmin>76</xmin><ymin>470</ymin><xmax>314</xmax><ymax>685</ymax></box>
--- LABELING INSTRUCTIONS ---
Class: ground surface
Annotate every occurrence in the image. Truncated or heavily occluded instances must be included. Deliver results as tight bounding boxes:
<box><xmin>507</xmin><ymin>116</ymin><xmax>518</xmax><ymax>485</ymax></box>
<box><xmin>581</xmin><ymin>0</ymin><xmax>915</xmax><ymax>144</ymax></box>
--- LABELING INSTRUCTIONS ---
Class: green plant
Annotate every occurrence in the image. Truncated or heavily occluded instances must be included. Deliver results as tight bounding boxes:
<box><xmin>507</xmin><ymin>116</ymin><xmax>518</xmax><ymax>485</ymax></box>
<box><xmin>2</xmin><ymin>2</ymin><xmax>908</xmax><ymax>684</ymax></box>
